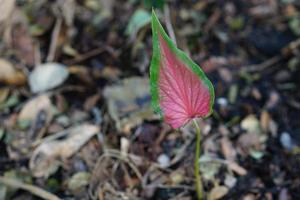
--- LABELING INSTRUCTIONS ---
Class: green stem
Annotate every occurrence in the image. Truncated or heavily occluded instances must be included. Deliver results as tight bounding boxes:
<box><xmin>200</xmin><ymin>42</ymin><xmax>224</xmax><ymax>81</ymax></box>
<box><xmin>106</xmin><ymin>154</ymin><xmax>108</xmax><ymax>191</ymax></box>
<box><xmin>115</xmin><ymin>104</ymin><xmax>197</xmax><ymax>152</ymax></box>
<box><xmin>192</xmin><ymin>119</ymin><xmax>203</xmax><ymax>200</ymax></box>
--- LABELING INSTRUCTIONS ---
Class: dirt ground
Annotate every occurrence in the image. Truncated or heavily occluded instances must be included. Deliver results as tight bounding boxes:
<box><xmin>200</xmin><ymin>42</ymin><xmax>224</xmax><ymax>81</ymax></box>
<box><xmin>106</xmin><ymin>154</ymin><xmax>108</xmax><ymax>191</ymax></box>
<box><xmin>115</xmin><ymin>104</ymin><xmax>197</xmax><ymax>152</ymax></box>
<box><xmin>0</xmin><ymin>0</ymin><xmax>300</xmax><ymax>199</ymax></box>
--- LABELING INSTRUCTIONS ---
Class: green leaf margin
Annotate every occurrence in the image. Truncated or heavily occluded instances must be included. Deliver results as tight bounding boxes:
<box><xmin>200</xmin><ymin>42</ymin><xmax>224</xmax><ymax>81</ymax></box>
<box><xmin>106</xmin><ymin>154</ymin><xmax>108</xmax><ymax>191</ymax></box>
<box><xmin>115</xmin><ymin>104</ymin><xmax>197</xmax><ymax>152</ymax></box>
<box><xmin>150</xmin><ymin>9</ymin><xmax>215</xmax><ymax>121</ymax></box>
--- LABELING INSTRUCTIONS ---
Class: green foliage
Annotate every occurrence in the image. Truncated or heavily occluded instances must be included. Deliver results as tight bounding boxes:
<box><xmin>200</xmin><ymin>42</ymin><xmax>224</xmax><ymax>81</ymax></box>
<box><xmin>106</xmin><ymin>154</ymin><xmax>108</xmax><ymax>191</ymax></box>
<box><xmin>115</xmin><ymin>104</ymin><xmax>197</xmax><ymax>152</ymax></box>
<box><xmin>126</xmin><ymin>9</ymin><xmax>151</xmax><ymax>36</ymax></box>
<box><xmin>143</xmin><ymin>0</ymin><xmax>165</xmax><ymax>9</ymax></box>
<box><xmin>289</xmin><ymin>16</ymin><xmax>300</xmax><ymax>36</ymax></box>
<box><xmin>228</xmin><ymin>16</ymin><xmax>244</xmax><ymax>30</ymax></box>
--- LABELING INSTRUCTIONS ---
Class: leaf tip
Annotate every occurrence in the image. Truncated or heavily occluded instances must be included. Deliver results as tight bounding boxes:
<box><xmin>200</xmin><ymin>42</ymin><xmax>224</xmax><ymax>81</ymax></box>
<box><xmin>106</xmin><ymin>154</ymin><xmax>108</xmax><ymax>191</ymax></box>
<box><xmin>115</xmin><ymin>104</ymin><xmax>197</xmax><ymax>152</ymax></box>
<box><xmin>151</xmin><ymin>9</ymin><xmax>160</xmax><ymax>28</ymax></box>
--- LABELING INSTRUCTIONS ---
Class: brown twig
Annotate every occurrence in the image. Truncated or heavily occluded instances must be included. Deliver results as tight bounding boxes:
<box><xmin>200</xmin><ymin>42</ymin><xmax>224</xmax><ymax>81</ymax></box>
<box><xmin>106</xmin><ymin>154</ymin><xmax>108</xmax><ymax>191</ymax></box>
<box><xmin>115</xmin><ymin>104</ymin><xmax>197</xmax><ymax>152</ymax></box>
<box><xmin>242</xmin><ymin>55</ymin><xmax>281</xmax><ymax>73</ymax></box>
<box><xmin>204</xmin><ymin>8</ymin><xmax>221</xmax><ymax>33</ymax></box>
<box><xmin>0</xmin><ymin>176</ymin><xmax>61</xmax><ymax>200</ymax></box>
<box><xmin>34</xmin><ymin>42</ymin><xmax>41</xmax><ymax>66</ymax></box>
<box><xmin>164</xmin><ymin>4</ymin><xmax>177</xmax><ymax>45</ymax></box>
<box><xmin>46</xmin><ymin>18</ymin><xmax>62</xmax><ymax>62</ymax></box>
<box><xmin>243</xmin><ymin>38</ymin><xmax>300</xmax><ymax>73</ymax></box>
<box><xmin>63</xmin><ymin>48</ymin><xmax>105</xmax><ymax>65</ymax></box>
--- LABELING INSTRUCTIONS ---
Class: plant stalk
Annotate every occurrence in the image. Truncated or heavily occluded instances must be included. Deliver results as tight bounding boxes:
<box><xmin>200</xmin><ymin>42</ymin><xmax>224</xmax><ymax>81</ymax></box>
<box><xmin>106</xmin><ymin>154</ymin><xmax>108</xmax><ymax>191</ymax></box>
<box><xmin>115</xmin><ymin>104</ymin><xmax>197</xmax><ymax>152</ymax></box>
<box><xmin>192</xmin><ymin>119</ymin><xmax>203</xmax><ymax>200</ymax></box>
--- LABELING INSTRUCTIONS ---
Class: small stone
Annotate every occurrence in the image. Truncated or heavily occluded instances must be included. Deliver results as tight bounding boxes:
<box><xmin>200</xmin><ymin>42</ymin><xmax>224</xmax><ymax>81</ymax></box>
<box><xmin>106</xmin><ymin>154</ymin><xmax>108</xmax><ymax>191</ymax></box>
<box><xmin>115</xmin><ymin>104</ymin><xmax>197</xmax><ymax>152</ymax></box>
<box><xmin>241</xmin><ymin>115</ymin><xmax>261</xmax><ymax>134</ymax></box>
<box><xmin>217</xmin><ymin>97</ymin><xmax>228</xmax><ymax>107</ymax></box>
<box><xmin>157</xmin><ymin>154</ymin><xmax>170</xmax><ymax>168</ymax></box>
<box><xmin>224</xmin><ymin>174</ymin><xmax>237</xmax><ymax>188</ymax></box>
<box><xmin>280</xmin><ymin>132</ymin><xmax>293</xmax><ymax>150</ymax></box>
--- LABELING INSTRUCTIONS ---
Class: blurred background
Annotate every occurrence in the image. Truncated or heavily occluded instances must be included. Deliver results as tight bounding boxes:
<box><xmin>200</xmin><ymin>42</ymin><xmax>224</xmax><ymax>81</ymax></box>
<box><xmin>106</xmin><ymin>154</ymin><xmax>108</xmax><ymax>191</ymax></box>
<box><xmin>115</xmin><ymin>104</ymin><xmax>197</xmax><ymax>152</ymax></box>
<box><xmin>0</xmin><ymin>0</ymin><xmax>300</xmax><ymax>199</ymax></box>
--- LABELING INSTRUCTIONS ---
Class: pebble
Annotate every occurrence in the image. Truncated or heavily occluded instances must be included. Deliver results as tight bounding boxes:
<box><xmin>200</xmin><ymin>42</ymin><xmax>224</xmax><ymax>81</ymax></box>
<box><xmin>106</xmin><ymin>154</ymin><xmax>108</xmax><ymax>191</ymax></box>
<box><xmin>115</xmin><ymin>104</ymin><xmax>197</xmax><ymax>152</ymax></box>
<box><xmin>157</xmin><ymin>154</ymin><xmax>170</xmax><ymax>168</ymax></box>
<box><xmin>280</xmin><ymin>132</ymin><xmax>293</xmax><ymax>150</ymax></box>
<box><xmin>217</xmin><ymin>97</ymin><xmax>228</xmax><ymax>107</ymax></box>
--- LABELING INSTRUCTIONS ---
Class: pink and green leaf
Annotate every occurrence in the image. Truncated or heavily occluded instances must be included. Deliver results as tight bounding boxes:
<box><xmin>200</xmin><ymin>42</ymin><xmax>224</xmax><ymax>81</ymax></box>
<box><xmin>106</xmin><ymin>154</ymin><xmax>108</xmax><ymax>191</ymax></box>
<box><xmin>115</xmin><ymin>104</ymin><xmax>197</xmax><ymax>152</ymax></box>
<box><xmin>150</xmin><ymin>10</ymin><xmax>215</xmax><ymax>129</ymax></box>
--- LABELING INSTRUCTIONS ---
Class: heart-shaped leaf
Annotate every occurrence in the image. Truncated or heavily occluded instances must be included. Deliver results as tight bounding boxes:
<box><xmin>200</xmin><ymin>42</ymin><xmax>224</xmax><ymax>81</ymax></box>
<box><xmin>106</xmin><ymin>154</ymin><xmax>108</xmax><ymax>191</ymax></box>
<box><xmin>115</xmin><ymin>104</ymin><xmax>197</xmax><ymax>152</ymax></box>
<box><xmin>150</xmin><ymin>10</ymin><xmax>214</xmax><ymax>128</ymax></box>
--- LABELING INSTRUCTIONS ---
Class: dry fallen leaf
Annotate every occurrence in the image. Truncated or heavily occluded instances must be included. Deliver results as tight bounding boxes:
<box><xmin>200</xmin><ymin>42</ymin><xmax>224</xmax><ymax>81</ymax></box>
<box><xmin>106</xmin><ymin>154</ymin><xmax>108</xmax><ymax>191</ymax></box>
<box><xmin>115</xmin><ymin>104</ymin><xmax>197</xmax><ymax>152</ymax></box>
<box><xmin>200</xmin><ymin>155</ymin><xmax>222</xmax><ymax>181</ymax></box>
<box><xmin>18</xmin><ymin>95</ymin><xmax>53</xmax><ymax>122</ymax></box>
<box><xmin>201</xmin><ymin>57</ymin><xmax>228</xmax><ymax>73</ymax></box>
<box><xmin>227</xmin><ymin>161</ymin><xmax>247</xmax><ymax>176</ymax></box>
<box><xmin>0</xmin><ymin>88</ymin><xmax>9</xmax><ymax>103</ymax></box>
<box><xmin>103</xmin><ymin>77</ymin><xmax>154</xmax><ymax>133</ymax></box>
<box><xmin>0</xmin><ymin>0</ymin><xmax>15</xmax><ymax>23</ymax></box>
<box><xmin>208</xmin><ymin>185</ymin><xmax>229</xmax><ymax>200</ymax></box>
<box><xmin>237</xmin><ymin>132</ymin><xmax>261</xmax><ymax>157</ymax></box>
<box><xmin>67</xmin><ymin>172</ymin><xmax>90</xmax><ymax>192</ymax></box>
<box><xmin>0</xmin><ymin>59</ymin><xmax>26</xmax><ymax>86</ymax></box>
<box><xmin>30</xmin><ymin>124</ymin><xmax>99</xmax><ymax>177</ymax></box>
<box><xmin>260</xmin><ymin>110</ymin><xmax>270</xmax><ymax>133</ymax></box>
<box><xmin>241</xmin><ymin>115</ymin><xmax>261</xmax><ymax>134</ymax></box>
<box><xmin>265</xmin><ymin>91</ymin><xmax>280</xmax><ymax>109</ymax></box>
<box><xmin>12</xmin><ymin>21</ymin><xmax>35</xmax><ymax>66</ymax></box>
<box><xmin>84</xmin><ymin>93</ymin><xmax>101</xmax><ymax>111</ymax></box>
<box><xmin>243</xmin><ymin>194</ymin><xmax>256</xmax><ymax>200</ymax></box>
<box><xmin>279</xmin><ymin>188</ymin><xmax>291</xmax><ymax>200</ymax></box>
<box><xmin>59</xmin><ymin>0</ymin><xmax>76</xmax><ymax>27</ymax></box>
<box><xmin>218</xmin><ymin>67</ymin><xmax>232</xmax><ymax>83</ymax></box>
<box><xmin>249</xmin><ymin>1</ymin><xmax>277</xmax><ymax>18</ymax></box>
<box><xmin>224</xmin><ymin>174</ymin><xmax>237</xmax><ymax>188</ymax></box>
<box><xmin>220</xmin><ymin>137</ymin><xmax>236</xmax><ymax>161</ymax></box>
<box><xmin>29</xmin><ymin>63</ymin><xmax>69</xmax><ymax>93</ymax></box>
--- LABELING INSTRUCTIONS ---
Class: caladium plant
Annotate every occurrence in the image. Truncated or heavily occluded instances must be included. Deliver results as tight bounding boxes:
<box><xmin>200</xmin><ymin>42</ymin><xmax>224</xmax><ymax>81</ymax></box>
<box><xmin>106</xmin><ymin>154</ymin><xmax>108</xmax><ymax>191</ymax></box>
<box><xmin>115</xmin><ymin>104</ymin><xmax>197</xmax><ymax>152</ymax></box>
<box><xmin>150</xmin><ymin>11</ymin><xmax>214</xmax><ymax>129</ymax></box>
<box><xmin>149</xmin><ymin>10</ymin><xmax>215</xmax><ymax>199</ymax></box>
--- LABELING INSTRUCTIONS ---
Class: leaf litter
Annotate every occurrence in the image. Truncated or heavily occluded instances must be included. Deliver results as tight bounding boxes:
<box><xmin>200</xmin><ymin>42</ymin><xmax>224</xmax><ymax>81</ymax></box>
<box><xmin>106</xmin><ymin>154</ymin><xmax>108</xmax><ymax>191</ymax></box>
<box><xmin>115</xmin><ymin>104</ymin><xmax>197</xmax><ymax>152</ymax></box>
<box><xmin>0</xmin><ymin>0</ymin><xmax>300</xmax><ymax>199</ymax></box>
